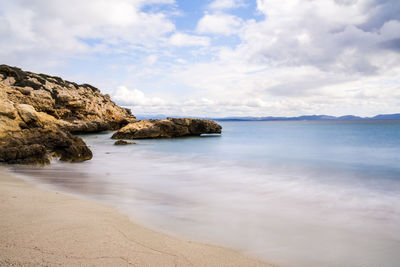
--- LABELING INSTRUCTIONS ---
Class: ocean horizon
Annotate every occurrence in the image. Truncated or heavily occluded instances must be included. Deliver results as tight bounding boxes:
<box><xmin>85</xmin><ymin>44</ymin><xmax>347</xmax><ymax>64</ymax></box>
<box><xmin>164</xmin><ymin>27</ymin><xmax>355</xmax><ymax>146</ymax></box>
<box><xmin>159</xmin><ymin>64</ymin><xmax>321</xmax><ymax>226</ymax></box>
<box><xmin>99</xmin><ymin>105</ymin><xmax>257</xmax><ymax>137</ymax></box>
<box><xmin>8</xmin><ymin>120</ymin><xmax>400</xmax><ymax>267</ymax></box>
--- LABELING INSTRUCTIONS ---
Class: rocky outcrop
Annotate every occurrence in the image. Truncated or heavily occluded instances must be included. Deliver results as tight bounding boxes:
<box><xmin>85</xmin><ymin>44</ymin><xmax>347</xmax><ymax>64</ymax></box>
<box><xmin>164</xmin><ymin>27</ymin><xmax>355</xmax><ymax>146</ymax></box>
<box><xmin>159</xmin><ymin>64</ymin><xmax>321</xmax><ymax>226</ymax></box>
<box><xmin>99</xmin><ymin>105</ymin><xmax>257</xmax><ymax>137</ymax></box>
<box><xmin>111</xmin><ymin>118</ymin><xmax>222</xmax><ymax>139</ymax></box>
<box><xmin>0</xmin><ymin>64</ymin><xmax>135</xmax><ymax>164</ymax></box>
<box><xmin>0</xmin><ymin>65</ymin><xmax>136</xmax><ymax>133</ymax></box>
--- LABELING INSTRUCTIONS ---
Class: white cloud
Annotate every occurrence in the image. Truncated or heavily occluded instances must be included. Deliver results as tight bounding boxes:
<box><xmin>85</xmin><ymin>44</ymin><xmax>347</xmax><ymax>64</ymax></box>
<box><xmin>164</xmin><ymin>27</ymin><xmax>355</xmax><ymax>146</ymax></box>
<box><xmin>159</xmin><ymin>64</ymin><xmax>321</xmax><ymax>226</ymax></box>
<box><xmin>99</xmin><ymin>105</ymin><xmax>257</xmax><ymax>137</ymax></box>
<box><xmin>208</xmin><ymin>0</ymin><xmax>245</xmax><ymax>10</ymax></box>
<box><xmin>110</xmin><ymin>84</ymin><xmax>302</xmax><ymax>117</ymax></box>
<box><xmin>163</xmin><ymin>40</ymin><xmax>400</xmax><ymax>116</ymax></box>
<box><xmin>0</xmin><ymin>0</ymin><xmax>175</xmax><ymax>68</ymax></box>
<box><xmin>241</xmin><ymin>0</ymin><xmax>400</xmax><ymax>74</ymax></box>
<box><xmin>113</xmin><ymin>86</ymin><xmax>167</xmax><ymax>106</ymax></box>
<box><xmin>144</xmin><ymin>55</ymin><xmax>158</xmax><ymax>65</ymax></box>
<box><xmin>197</xmin><ymin>13</ymin><xmax>242</xmax><ymax>35</ymax></box>
<box><xmin>169</xmin><ymin>32</ymin><xmax>210</xmax><ymax>46</ymax></box>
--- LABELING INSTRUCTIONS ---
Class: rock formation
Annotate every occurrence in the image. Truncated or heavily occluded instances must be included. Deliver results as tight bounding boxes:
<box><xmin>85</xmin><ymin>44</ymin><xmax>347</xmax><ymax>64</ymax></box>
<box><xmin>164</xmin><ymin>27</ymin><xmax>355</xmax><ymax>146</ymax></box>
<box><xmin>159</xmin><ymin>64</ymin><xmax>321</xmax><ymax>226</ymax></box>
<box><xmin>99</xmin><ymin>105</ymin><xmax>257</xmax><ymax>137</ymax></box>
<box><xmin>0</xmin><ymin>64</ymin><xmax>136</xmax><ymax>164</ymax></box>
<box><xmin>0</xmin><ymin>65</ymin><xmax>136</xmax><ymax>133</ymax></box>
<box><xmin>111</xmin><ymin>118</ymin><xmax>222</xmax><ymax>139</ymax></box>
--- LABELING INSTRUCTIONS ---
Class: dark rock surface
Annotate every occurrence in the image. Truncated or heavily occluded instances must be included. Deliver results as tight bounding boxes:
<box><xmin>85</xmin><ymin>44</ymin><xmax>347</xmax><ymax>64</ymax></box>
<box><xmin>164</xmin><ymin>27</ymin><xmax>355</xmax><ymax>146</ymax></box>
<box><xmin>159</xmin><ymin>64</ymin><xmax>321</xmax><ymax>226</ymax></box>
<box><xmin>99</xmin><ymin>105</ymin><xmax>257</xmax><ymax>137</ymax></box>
<box><xmin>112</xmin><ymin>118</ymin><xmax>222</xmax><ymax>139</ymax></box>
<box><xmin>114</xmin><ymin>140</ymin><xmax>136</xmax><ymax>145</ymax></box>
<box><xmin>0</xmin><ymin>128</ymin><xmax>92</xmax><ymax>164</ymax></box>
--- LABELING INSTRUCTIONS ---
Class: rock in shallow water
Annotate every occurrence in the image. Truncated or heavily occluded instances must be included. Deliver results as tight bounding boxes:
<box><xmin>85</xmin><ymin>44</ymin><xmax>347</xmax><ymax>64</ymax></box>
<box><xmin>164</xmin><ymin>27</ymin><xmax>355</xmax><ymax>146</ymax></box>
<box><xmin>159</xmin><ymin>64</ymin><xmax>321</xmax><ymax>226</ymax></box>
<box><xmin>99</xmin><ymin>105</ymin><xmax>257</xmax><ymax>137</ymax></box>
<box><xmin>0</xmin><ymin>127</ymin><xmax>93</xmax><ymax>164</ymax></box>
<box><xmin>114</xmin><ymin>140</ymin><xmax>136</xmax><ymax>145</ymax></box>
<box><xmin>111</xmin><ymin>118</ymin><xmax>222</xmax><ymax>139</ymax></box>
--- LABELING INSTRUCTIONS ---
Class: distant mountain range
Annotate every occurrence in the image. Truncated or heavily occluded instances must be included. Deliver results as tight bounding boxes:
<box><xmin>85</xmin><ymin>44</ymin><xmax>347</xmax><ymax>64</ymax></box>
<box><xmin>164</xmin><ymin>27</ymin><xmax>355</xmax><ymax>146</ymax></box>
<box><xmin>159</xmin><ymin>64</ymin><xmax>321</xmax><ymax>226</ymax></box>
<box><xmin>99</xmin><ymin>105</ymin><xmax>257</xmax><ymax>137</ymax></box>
<box><xmin>214</xmin><ymin>114</ymin><xmax>400</xmax><ymax>121</ymax></box>
<box><xmin>135</xmin><ymin>113</ymin><xmax>400</xmax><ymax>121</ymax></box>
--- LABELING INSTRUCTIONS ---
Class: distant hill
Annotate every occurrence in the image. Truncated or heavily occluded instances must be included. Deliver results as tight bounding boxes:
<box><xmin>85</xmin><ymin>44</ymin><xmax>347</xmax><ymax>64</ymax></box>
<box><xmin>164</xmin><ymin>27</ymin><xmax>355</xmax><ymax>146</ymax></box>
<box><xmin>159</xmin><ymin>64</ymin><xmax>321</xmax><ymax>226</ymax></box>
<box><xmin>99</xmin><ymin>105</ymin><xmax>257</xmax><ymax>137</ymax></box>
<box><xmin>133</xmin><ymin>113</ymin><xmax>400</xmax><ymax>121</ymax></box>
<box><xmin>372</xmin><ymin>114</ymin><xmax>400</xmax><ymax>120</ymax></box>
<box><xmin>214</xmin><ymin>114</ymin><xmax>400</xmax><ymax>121</ymax></box>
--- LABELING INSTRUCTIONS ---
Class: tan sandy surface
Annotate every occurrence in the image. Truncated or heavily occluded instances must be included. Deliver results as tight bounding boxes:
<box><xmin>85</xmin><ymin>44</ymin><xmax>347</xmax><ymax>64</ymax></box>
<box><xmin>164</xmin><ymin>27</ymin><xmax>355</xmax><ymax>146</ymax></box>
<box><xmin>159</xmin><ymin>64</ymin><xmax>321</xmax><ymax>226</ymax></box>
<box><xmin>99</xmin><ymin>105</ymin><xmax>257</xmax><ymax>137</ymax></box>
<box><xmin>0</xmin><ymin>169</ymin><xmax>274</xmax><ymax>267</ymax></box>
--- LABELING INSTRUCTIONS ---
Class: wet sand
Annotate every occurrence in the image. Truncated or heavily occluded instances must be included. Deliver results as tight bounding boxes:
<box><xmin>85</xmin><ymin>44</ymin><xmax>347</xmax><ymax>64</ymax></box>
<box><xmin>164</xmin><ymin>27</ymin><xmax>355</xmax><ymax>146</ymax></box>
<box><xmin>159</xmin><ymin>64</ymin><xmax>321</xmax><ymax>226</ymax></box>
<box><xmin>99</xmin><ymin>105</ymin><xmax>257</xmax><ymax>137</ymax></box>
<box><xmin>0</xmin><ymin>169</ymin><xmax>273</xmax><ymax>267</ymax></box>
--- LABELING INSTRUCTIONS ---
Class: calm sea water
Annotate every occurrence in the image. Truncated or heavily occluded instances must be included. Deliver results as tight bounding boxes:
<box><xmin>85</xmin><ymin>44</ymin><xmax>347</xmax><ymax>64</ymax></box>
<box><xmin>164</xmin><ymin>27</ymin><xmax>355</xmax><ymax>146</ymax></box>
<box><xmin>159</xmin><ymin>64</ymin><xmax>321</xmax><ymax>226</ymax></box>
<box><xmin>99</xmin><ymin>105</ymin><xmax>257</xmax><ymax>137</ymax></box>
<box><xmin>9</xmin><ymin>120</ymin><xmax>400</xmax><ymax>267</ymax></box>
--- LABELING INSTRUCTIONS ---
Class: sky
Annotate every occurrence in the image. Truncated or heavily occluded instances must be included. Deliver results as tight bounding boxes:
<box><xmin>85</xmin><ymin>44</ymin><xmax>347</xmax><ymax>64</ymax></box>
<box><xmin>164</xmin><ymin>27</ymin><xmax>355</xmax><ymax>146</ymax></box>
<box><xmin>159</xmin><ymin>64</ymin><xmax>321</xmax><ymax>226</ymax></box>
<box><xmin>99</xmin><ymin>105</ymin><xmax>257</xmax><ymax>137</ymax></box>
<box><xmin>1</xmin><ymin>0</ymin><xmax>400</xmax><ymax>117</ymax></box>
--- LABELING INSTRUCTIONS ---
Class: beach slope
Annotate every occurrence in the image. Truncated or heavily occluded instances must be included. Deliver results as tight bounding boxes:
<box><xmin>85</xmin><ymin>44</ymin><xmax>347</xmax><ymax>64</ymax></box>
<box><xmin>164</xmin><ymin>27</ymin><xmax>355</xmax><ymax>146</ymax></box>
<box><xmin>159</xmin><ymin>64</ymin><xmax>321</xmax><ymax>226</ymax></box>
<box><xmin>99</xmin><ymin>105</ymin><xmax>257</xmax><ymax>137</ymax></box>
<box><xmin>0</xmin><ymin>171</ymin><xmax>272</xmax><ymax>267</ymax></box>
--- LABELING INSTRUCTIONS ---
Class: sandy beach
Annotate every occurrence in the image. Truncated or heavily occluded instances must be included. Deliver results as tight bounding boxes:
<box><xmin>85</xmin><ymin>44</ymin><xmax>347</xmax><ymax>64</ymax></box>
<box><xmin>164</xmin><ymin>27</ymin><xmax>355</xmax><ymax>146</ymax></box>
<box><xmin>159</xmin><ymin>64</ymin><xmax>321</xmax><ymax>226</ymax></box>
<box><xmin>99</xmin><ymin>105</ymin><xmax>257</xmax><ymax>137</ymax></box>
<box><xmin>0</xmin><ymin>168</ymin><xmax>273</xmax><ymax>267</ymax></box>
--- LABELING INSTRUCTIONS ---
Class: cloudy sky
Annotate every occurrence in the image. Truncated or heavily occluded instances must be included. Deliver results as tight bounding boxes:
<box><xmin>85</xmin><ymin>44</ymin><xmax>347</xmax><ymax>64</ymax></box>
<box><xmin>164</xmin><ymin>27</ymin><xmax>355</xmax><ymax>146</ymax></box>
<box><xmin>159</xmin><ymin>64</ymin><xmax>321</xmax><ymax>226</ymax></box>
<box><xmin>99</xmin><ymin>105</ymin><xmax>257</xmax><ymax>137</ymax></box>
<box><xmin>1</xmin><ymin>0</ymin><xmax>399</xmax><ymax>117</ymax></box>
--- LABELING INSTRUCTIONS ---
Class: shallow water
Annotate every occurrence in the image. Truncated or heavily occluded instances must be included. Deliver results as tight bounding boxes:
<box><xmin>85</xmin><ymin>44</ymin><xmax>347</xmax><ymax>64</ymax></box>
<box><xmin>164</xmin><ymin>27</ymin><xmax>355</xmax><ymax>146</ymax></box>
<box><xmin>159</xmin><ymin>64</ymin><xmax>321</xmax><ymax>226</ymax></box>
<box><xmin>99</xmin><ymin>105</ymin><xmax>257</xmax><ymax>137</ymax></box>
<box><xmin>9</xmin><ymin>120</ymin><xmax>400</xmax><ymax>267</ymax></box>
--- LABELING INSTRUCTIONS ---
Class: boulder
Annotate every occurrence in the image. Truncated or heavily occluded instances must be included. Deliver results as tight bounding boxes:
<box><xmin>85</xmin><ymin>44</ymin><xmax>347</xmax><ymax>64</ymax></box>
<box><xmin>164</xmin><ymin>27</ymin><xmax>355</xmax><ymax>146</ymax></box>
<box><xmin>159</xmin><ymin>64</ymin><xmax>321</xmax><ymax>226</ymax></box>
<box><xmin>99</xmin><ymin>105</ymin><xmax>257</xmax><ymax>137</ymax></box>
<box><xmin>112</xmin><ymin>118</ymin><xmax>222</xmax><ymax>139</ymax></box>
<box><xmin>17</xmin><ymin>104</ymin><xmax>39</xmax><ymax>124</ymax></box>
<box><xmin>0</xmin><ymin>127</ymin><xmax>92</xmax><ymax>164</ymax></box>
<box><xmin>0</xmin><ymin>99</ymin><xmax>16</xmax><ymax>119</ymax></box>
<box><xmin>114</xmin><ymin>140</ymin><xmax>136</xmax><ymax>145</ymax></box>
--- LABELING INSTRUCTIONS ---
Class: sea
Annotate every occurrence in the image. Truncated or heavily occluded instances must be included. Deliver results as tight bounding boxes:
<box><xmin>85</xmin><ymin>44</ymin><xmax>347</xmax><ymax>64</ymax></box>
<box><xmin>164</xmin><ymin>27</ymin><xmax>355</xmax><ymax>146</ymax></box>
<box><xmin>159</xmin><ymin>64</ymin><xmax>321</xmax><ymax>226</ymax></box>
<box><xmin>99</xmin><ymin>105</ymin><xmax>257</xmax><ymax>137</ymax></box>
<box><xmin>7</xmin><ymin>120</ymin><xmax>400</xmax><ymax>267</ymax></box>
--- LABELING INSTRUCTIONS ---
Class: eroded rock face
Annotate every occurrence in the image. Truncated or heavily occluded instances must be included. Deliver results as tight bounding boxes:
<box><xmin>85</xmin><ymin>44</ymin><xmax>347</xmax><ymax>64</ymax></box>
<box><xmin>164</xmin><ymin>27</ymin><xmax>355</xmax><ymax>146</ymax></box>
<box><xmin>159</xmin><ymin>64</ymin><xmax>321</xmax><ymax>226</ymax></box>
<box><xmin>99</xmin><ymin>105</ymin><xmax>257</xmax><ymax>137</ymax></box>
<box><xmin>112</xmin><ymin>118</ymin><xmax>222</xmax><ymax>139</ymax></box>
<box><xmin>0</xmin><ymin>101</ymin><xmax>92</xmax><ymax>164</ymax></box>
<box><xmin>0</xmin><ymin>64</ymin><xmax>135</xmax><ymax>164</ymax></box>
<box><xmin>0</xmin><ymin>65</ymin><xmax>136</xmax><ymax>133</ymax></box>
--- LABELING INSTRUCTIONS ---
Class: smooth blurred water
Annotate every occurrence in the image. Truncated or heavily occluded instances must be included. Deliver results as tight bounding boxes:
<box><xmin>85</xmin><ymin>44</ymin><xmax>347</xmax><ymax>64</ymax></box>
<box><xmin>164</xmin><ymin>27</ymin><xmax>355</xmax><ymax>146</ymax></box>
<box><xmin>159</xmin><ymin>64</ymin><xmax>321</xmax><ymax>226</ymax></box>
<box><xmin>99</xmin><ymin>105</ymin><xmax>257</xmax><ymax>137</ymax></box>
<box><xmin>9</xmin><ymin>120</ymin><xmax>400</xmax><ymax>267</ymax></box>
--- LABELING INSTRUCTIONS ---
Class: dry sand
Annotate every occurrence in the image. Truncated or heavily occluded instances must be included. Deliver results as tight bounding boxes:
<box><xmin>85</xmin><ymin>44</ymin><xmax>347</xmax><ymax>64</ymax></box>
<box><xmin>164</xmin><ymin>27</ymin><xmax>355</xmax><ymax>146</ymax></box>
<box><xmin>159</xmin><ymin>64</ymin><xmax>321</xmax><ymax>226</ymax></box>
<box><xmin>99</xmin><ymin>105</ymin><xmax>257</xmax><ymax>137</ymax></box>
<box><xmin>0</xmin><ymin>169</ymin><xmax>274</xmax><ymax>267</ymax></box>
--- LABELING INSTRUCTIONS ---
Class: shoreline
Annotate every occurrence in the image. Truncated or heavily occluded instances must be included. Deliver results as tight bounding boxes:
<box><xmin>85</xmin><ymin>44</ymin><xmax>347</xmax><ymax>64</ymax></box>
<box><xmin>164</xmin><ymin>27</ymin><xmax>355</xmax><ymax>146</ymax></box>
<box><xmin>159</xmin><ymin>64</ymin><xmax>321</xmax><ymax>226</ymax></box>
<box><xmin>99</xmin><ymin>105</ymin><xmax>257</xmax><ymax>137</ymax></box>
<box><xmin>0</xmin><ymin>168</ymin><xmax>274</xmax><ymax>266</ymax></box>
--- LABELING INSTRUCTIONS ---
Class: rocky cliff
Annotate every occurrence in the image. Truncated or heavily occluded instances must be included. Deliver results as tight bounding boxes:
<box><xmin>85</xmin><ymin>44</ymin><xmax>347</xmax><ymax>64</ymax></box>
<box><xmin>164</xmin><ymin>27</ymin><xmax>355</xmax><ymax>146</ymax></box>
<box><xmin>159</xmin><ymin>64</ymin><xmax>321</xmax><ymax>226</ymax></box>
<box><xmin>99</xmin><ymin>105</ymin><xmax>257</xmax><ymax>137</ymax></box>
<box><xmin>112</xmin><ymin>118</ymin><xmax>222</xmax><ymax>139</ymax></box>
<box><xmin>0</xmin><ymin>65</ymin><xmax>136</xmax><ymax>164</ymax></box>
